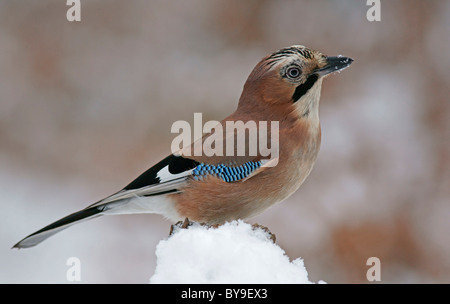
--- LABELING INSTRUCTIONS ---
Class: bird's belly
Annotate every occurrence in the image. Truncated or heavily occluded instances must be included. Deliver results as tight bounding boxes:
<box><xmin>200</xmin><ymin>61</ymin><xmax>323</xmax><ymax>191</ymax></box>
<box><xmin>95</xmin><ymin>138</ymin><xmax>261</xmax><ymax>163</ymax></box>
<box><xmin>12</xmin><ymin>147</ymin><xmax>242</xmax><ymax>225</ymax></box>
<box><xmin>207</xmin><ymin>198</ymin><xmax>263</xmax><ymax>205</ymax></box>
<box><xmin>171</xmin><ymin>151</ymin><xmax>318</xmax><ymax>224</ymax></box>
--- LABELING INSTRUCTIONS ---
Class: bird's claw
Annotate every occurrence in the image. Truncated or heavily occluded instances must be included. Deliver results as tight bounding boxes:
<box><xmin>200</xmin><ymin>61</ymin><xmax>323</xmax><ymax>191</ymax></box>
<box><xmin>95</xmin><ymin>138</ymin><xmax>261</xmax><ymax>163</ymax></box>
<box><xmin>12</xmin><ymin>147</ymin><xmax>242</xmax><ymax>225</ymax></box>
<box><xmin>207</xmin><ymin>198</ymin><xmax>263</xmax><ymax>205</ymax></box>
<box><xmin>169</xmin><ymin>217</ymin><xmax>193</xmax><ymax>235</ymax></box>
<box><xmin>169</xmin><ymin>218</ymin><xmax>276</xmax><ymax>243</ymax></box>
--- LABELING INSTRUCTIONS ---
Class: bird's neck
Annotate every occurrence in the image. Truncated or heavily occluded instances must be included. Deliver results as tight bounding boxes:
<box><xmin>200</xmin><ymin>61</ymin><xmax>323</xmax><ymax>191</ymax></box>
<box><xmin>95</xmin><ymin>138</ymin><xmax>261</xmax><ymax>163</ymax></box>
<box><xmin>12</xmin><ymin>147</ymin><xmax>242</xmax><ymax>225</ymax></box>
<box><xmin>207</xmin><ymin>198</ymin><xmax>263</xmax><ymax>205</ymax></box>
<box><xmin>293</xmin><ymin>78</ymin><xmax>322</xmax><ymax>132</ymax></box>
<box><xmin>235</xmin><ymin>79</ymin><xmax>323</xmax><ymax>130</ymax></box>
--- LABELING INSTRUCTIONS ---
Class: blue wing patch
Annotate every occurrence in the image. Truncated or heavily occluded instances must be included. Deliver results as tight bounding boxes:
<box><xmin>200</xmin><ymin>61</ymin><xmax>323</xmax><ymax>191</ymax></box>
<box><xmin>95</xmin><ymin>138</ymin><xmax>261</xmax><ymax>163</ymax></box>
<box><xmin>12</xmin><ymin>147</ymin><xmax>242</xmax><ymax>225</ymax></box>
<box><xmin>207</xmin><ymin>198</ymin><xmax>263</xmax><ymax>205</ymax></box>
<box><xmin>192</xmin><ymin>161</ymin><xmax>262</xmax><ymax>182</ymax></box>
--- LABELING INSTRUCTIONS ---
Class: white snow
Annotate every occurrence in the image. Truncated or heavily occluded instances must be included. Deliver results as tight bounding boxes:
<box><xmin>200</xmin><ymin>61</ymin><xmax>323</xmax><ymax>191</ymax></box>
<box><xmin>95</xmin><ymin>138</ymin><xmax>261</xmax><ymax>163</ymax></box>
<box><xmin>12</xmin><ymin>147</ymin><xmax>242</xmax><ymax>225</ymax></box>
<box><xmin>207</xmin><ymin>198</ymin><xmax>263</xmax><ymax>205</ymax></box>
<box><xmin>150</xmin><ymin>220</ymin><xmax>325</xmax><ymax>284</ymax></box>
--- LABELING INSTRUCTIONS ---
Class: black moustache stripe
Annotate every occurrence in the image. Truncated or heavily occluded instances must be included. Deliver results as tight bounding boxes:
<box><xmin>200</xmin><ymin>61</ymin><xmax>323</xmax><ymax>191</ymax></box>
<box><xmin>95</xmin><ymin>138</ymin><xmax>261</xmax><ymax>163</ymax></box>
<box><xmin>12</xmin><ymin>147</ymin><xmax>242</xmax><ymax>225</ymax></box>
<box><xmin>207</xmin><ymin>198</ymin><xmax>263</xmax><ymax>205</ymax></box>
<box><xmin>292</xmin><ymin>74</ymin><xmax>318</xmax><ymax>103</ymax></box>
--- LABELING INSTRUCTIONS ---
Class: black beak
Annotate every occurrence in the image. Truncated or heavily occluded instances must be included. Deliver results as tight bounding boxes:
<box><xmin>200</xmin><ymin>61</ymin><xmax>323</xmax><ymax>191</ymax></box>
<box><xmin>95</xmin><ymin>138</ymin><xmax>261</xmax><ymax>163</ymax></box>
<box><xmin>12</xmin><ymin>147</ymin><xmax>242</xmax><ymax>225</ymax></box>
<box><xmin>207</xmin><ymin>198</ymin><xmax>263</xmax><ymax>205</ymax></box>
<box><xmin>315</xmin><ymin>56</ymin><xmax>353</xmax><ymax>77</ymax></box>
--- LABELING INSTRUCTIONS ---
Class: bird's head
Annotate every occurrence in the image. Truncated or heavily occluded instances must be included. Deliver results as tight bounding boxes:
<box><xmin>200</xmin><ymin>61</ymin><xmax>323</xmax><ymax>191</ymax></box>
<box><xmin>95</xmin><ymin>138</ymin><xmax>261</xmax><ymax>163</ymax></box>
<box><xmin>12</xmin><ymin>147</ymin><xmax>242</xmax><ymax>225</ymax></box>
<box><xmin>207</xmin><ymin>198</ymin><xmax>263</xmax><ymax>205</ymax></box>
<box><xmin>238</xmin><ymin>45</ymin><xmax>353</xmax><ymax>119</ymax></box>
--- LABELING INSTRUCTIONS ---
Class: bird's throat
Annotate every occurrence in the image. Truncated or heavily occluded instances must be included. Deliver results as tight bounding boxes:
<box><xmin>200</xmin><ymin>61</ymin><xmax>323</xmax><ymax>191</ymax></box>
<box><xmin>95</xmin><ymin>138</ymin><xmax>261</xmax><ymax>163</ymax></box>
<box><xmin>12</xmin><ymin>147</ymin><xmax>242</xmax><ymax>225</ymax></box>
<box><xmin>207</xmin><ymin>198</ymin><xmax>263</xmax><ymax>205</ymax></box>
<box><xmin>292</xmin><ymin>74</ymin><xmax>319</xmax><ymax>103</ymax></box>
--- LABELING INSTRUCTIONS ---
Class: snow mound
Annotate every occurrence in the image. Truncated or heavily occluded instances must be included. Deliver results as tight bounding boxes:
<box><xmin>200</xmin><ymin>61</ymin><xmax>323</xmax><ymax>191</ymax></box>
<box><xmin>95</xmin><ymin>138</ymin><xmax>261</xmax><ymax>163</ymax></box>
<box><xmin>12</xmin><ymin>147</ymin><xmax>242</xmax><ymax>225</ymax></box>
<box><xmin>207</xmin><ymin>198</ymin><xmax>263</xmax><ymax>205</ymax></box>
<box><xmin>150</xmin><ymin>220</ymin><xmax>324</xmax><ymax>284</ymax></box>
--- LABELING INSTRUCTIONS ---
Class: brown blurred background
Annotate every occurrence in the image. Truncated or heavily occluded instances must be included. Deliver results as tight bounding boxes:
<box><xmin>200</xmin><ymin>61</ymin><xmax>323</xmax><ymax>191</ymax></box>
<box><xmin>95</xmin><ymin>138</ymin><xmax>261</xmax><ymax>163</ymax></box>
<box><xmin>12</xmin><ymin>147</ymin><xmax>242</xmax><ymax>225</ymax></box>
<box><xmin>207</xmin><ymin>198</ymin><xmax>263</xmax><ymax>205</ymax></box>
<box><xmin>1</xmin><ymin>0</ymin><xmax>449</xmax><ymax>283</ymax></box>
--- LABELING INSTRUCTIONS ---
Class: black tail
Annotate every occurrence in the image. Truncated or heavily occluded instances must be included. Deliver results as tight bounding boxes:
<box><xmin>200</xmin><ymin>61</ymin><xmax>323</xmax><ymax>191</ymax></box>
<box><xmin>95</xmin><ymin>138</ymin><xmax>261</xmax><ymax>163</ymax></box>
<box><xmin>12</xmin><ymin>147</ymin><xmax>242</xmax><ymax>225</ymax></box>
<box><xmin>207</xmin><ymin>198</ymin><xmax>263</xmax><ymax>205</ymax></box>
<box><xmin>13</xmin><ymin>206</ymin><xmax>103</xmax><ymax>249</ymax></box>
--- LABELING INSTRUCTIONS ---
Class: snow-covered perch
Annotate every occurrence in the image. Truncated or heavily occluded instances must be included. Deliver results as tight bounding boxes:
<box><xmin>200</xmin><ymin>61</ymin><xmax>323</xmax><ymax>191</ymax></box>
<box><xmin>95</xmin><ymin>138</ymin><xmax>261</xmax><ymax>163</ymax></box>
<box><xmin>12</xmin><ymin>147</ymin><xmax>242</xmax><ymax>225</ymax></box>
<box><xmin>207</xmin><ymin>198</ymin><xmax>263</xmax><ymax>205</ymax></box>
<box><xmin>150</xmin><ymin>220</ymin><xmax>325</xmax><ymax>284</ymax></box>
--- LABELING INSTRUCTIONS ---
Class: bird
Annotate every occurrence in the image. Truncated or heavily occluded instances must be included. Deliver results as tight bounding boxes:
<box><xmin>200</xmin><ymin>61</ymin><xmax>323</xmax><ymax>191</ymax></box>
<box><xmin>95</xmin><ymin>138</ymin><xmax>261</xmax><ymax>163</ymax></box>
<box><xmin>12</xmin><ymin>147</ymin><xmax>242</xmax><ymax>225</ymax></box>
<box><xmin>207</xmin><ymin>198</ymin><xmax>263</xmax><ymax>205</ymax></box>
<box><xmin>13</xmin><ymin>45</ymin><xmax>353</xmax><ymax>248</ymax></box>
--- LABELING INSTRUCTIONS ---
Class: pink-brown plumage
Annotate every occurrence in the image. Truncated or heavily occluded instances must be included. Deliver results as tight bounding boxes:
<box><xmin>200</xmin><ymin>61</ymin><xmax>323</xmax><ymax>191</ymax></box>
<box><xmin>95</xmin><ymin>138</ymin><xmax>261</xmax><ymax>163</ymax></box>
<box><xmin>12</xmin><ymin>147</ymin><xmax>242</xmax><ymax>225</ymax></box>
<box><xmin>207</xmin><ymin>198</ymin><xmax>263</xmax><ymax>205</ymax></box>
<box><xmin>173</xmin><ymin>119</ymin><xmax>321</xmax><ymax>224</ymax></box>
<box><xmin>13</xmin><ymin>45</ymin><xmax>352</xmax><ymax>248</ymax></box>
<box><xmin>173</xmin><ymin>46</ymin><xmax>327</xmax><ymax>223</ymax></box>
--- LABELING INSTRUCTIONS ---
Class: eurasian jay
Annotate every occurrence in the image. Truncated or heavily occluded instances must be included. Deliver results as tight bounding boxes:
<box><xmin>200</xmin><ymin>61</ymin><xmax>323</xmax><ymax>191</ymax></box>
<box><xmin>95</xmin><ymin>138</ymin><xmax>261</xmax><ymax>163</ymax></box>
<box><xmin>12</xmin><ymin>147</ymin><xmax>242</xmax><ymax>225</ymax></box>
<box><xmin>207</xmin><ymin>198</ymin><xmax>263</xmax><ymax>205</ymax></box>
<box><xmin>14</xmin><ymin>45</ymin><xmax>353</xmax><ymax>248</ymax></box>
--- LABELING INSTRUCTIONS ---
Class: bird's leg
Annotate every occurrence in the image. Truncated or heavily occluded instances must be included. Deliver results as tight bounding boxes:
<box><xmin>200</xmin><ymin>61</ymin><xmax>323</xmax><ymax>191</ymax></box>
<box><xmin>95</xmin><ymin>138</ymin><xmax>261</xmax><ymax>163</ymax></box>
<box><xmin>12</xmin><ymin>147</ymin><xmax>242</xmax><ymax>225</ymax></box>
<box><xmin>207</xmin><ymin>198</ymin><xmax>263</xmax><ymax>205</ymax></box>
<box><xmin>169</xmin><ymin>218</ymin><xmax>276</xmax><ymax>243</ymax></box>
<box><xmin>169</xmin><ymin>217</ymin><xmax>194</xmax><ymax>235</ymax></box>
<box><xmin>169</xmin><ymin>218</ymin><xmax>217</xmax><ymax>236</ymax></box>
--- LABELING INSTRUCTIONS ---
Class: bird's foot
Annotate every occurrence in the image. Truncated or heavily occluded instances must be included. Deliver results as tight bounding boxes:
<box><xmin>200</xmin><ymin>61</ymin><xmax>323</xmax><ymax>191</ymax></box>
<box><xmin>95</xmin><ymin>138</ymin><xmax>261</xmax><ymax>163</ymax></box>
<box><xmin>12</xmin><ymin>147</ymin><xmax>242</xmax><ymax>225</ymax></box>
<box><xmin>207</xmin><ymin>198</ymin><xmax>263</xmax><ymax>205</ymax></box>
<box><xmin>169</xmin><ymin>218</ymin><xmax>220</xmax><ymax>235</ymax></box>
<box><xmin>169</xmin><ymin>217</ymin><xmax>194</xmax><ymax>235</ymax></box>
<box><xmin>169</xmin><ymin>218</ymin><xmax>276</xmax><ymax>243</ymax></box>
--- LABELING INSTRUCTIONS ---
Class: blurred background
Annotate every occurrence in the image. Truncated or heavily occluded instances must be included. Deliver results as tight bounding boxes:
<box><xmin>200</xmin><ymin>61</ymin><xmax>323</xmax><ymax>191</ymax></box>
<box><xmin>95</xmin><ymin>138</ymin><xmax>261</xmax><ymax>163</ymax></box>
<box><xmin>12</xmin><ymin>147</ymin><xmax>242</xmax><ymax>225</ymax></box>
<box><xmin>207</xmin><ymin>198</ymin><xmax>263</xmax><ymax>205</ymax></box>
<box><xmin>1</xmin><ymin>0</ymin><xmax>449</xmax><ymax>283</ymax></box>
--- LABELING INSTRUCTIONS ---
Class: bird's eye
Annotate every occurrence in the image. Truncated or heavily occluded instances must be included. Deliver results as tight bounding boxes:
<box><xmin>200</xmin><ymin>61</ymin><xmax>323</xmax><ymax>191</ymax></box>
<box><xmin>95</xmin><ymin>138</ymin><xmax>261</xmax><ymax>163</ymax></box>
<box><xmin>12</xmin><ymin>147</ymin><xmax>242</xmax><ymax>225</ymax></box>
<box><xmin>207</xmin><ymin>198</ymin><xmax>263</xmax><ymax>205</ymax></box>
<box><xmin>286</xmin><ymin>66</ymin><xmax>301</xmax><ymax>79</ymax></box>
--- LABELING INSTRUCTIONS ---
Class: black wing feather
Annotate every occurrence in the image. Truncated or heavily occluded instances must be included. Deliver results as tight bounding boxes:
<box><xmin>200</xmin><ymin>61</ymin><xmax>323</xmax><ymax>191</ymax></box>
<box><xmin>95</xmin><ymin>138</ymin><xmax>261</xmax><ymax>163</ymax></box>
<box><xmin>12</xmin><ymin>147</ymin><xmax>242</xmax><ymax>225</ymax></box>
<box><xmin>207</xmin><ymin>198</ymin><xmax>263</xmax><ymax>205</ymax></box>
<box><xmin>123</xmin><ymin>154</ymin><xmax>200</xmax><ymax>190</ymax></box>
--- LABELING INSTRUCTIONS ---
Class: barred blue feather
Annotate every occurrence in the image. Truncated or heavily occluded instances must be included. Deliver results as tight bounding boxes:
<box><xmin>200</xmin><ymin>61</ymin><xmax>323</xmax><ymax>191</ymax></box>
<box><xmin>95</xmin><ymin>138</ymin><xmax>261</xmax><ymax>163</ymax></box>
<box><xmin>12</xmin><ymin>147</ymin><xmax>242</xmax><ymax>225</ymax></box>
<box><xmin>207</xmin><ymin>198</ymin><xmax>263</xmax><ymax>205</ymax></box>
<box><xmin>192</xmin><ymin>161</ymin><xmax>262</xmax><ymax>182</ymax></box>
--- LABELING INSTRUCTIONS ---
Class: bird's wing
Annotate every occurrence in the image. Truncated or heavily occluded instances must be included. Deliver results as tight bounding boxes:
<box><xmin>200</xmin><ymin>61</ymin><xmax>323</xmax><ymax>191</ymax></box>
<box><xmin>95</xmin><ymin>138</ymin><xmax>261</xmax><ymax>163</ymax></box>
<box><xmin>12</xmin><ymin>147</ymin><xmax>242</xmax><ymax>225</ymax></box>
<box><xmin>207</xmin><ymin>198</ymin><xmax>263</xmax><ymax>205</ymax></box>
<box><xmin>92</xmin><ymin>115</ymin><xmax>279</xmax><ymax>208</ymax></box>
<box><xmin>13</xmin><ymin>131</ymin><xmax>276</xmax><ymax>248</ymax></box>
<box><xmin>176</xmin><ymin>117</ymin><xmax>278</xmax><ymax>165</ymax></box>
<box><xmin>91</xmin><ymin>152</ymin><xmax>277</xmax><ymax>211</ymax></box>
<box><xmin>168</xmin><ymin>118</ymin><xmax>280</xmax><ymax>183</ymax></box>
<box><xmin>87</xmin><ymin>154</ymin><xmax>200</xmax><ymax>209</ymax></box>
<box><xmin>240</xmin><ymin>157</ymin><xmax>279</xmax><ymax>182</ymax></box>
<box><xmin>12</xmin><ymin>154</ymin><xmax>200</xmax><ymax>249</ymax></box>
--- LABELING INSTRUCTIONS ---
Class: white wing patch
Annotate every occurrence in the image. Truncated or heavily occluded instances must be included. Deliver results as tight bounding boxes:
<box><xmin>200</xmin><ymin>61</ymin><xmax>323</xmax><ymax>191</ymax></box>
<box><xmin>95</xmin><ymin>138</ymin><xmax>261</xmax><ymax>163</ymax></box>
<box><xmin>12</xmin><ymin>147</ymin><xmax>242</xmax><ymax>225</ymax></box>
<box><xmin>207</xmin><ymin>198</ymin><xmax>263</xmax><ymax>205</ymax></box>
<box><xmin>157</xmin><ymin>165</ymin><xmax>194</xmax><ymax>183</ymax></box>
